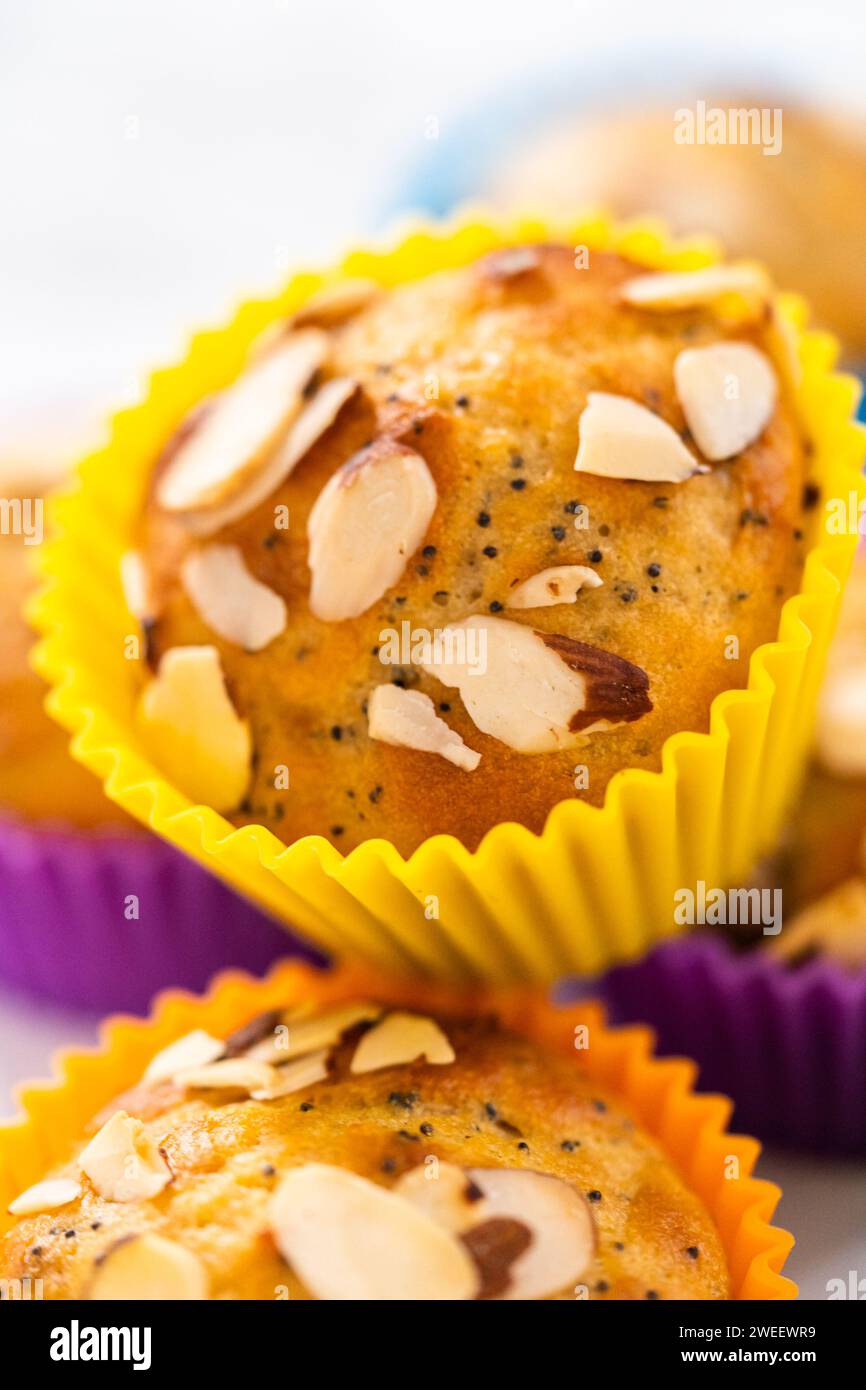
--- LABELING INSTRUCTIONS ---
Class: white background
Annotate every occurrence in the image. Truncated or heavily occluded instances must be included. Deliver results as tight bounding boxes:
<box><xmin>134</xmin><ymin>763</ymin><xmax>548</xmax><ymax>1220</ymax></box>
<box><xmin>2</xmin><ymin>0</ymin><xmax>866</xmax><ymax>1300</ymax></box>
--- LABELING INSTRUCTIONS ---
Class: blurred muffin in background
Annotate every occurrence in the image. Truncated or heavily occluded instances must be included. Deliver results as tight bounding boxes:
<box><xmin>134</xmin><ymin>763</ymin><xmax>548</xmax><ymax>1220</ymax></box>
<box><xmin>492</xmin><ymin>102</ymin><xmax>866</xmax><ymax>360</ymax></box>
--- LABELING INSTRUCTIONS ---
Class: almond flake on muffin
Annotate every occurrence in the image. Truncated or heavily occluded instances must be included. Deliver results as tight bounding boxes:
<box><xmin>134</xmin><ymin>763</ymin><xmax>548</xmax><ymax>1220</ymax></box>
<box><xmin>350</xmin><ymin>1011</ymin><xmax>456</xmax><ymax>1073</ymax></box>
<box><xmin>418</xmin><ymin>615</ymin><xmax>651</xmax><ymax>753</ymax></box>
<box><xmin>156</xmin><ymin>329</ymin><xmax>329</xmax><ymax>513</ymax></box>
<box><xmin>674</xmin><ymin>342</ymin><xmax>777</xmax><ymax>461</ymax></box>
<box><xmin>78</xmin><ymin>1111</ymin><xmax>172</xmax><ymax>1202</ymax></box>
<box><xmin>575</xmin><ymin>392</ymin><xmax>702</xmax><ymax>482</ymax></box>
<box><xmin>89</xmin><ymin>1233</ymin><xmax>208</xmax><ymax>1300</ymax></box>
<box><xmin>143</xmin><ymin>1029</ymin><xmax>225</xmax><ymax>1083</ymax></box>
<box><xmin>135</xmin><ymin>645</ymin><xmax>251</xmax><ymax>811</ymax></box>
<box><xmin>291</xmin><ymin>278</ymin><xmax>381</xmax><ymax>328</ymax></box>
<box><xmin>181</xmin><ymin>544</ymin><xmax>287</xmax><ymax>651</ymax></box>
<box><xmin>619</xmin><ymin>262</ymin><xmax>770</xmax><ymax>312</ymax></box>
<box><xmin>243</xmin><ymin>1001</ymin><xmax>382</xmax><ymax>1063</ymax></box>
<box><xmin>249</xmin><ymin>1050</ymin><xmax>331</xmax><ymax>1101</ymax></box>
<box><xmin>396</xmin><ymin>1162</ymin><xmax>596</xmax><ymax>1300</ymax></box>
<box><xmin>505</xmin><ymin>564</ymin><xmax>602</xmax><ymax>609</ymax></box>
<box><xmin>307</xmin><ymin>437</ymin><xmax>437</xmax><ymax>621</ymax></box>
<box><xmin>7</xmin><ymin>1177</ymin><xmax>82</xmax><ymax>1217</ymax></box>
<box><xmin>368</xmin><ymin>684</ymin><xmax>481</xmax><ymax>771</ymax></box>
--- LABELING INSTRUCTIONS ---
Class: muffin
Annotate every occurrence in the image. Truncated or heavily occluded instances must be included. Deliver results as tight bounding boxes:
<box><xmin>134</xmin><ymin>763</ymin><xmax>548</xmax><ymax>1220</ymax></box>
<box><xmin>598</xmin><ymin>552</ymin><xmax>866</xmax><ymax>1151</ymax></box>
<box><xmin>491</xmin><ymin>102</ymin><xmax>866</xmax><ymax>361</ymax></box>
<box><xmin>0</xmin><ymin>966</ymin><xmax>794</xmax><ymax>1300</ymax></box>
<box><xmin>134</xmin><ymin>243</ymin><xmax>808</xmax><ymax>857</ymax></box>
<box><xmin>0</xmin><ymin>463</ymin><xmax>295</xmax><ymax>1012</ymax></box>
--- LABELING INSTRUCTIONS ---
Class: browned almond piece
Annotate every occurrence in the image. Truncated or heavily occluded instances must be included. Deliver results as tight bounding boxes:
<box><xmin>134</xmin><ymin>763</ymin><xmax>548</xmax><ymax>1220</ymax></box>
<box><xmin>223</xmin><ymin>1009</ymin><xmax>283</xmax><ymax>1057</ymax></box>
<box><xmin>78</xmin><ymin>1111</ymin><xmax>172</xmax><ymax>1202</ymax></box>
<box><xmin>620</xmin><ymin>262</ymin><xmax>770</xmax><ymax>311</ymax></box>
<box><xmin>418</xmin><ymin>615</ymin><xmax>650</xmax><ymax>753</ymax></box>
<box><xmin>135</xmin><ymin>645</ymin><xmax>251</xmax><ymax>811</ymax></box>
<box><xmin>156</xmin><ymin>329</ymin><xmax>328</xmax><ymax>513</ymax></box>
<box><xmin>181</xmin><ymin>544</ymin><xmax>287</xmax><ymax>651</ymax></box>
<box><xmin>674</xmin><ymin>342</ymin><xmax>777</xmax><ymax>461</ymax></box>
<box><xmin>505</xmin><ymin>564</ymin><xmax>602</xmax><ymax>609</ymax></box>
<box><xmin>349</xmin><ymin>1011</ymin><xmax>455</xmax><ymax>1073</ymax></box>
<box><xmin>479</xmin><ymin>246</ymin><xmax>542</xmax><ymax>282</ymax></box>
<box><xmin>89</xmin><ymin>1233</ymin><xmax>208</xmax><ymax>1300</ymax></box>
<box><xmin>249</xmin><ymin>1049</ymin><xmax>330</xmax><ymax>1101</ymax></box>
<box><xmin>461</xmin><ymin>1218</ymin><xmax>533</xmax><ymax>1299</ymax></box>
<box><xmin>575</xmin><ymin>392</ymin><xmax>701</xmax><ymax>483</ymax></box>
<box><xmin>269</xmin><ymin>1163</ymin><xmax>478</xmax><ymax>1300</ymax></box>
<box><xmin>307</xmin><ymin>438</ymin><xmax>437</xmax><ymax>621</ymax></box>
<box><xmin>8</xmin><ymin>1177</ymin><xmax>81</xmax><ymax>1216</ymax></box>
<box><xmin>367</xmin><ymin>684</ymin><xmax>480</xmax><ymax>771</ymax></box>
<box><xmin>292</xmin><ymin>278</ymin><xmax>380</xmax><ymax>327</ymax></box>
<box><xmin>245</xmin><ymin>1001</ymin><xmax>382</xmax><ymax>1064</ymax></box>
<box><xmin>143</xmin><ymin>1029</ymin><xmax>225</xmax><ymax>1084</ymax></box>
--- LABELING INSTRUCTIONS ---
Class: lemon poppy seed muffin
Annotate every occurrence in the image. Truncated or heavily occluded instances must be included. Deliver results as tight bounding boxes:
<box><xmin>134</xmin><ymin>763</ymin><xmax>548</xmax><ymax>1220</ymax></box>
<box><xmin>1</xmin><ymin>996</ymin><xmax>728</xmax><ymax>1300</ymax></box>
<box><xmin>133</xmin><ymin>244</ymin><xmax>809</xmax><ymax>854</ymax></box>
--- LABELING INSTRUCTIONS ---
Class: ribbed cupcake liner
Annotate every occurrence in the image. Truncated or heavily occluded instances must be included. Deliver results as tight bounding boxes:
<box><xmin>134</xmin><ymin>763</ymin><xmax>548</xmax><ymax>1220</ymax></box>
<box><xmin>0</xmin><ymin>959</ymin><xmax>796</xmax><ymax>1299</ymax></box>
<box><xmin>0</xmin><ymin>816</ymin><xmax>322</xmax><ymax>1014</ymax></box>
<box><xmin>29</xmin><ymin>212</ymin><xmax>866</xmax><ymax>982</ymax></box>
<box><xmin>596</xmin><ymin>932</ymin><xmax>866</xmax><ymax>1155</ymax></box>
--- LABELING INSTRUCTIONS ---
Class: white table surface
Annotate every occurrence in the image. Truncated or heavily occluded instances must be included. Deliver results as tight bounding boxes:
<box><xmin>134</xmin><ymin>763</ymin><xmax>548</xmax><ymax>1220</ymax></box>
<box><xmin>2</xmin><ymin>0</ymin><xmax>865</xmax><ymax>1300</ymax></box>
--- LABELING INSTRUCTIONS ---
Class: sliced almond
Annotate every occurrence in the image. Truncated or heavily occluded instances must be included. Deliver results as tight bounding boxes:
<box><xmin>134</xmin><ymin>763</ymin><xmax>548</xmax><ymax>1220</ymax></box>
<box><xmin>575</xmin><ymin>392</ymin><xmax>700</xmax><ymax>483</ymax></box>
<box><xmin>119</xmin><ymin>550</ymin><xmax>155</xmax><ymax>624</ymax></box>
<box><xmin>8</xmin><ymin>1177</ymin><xmax>81</xmax><ymax>1217</ymax></box>
<box><xmin>398</xmin><ymin>1162</ymin><xmax>596</xmax><ymax>1300</ymax></box>
<box><xmin>350</xmin><ymin>1011</ymin><xmax>455</xmax><ymax>1074</ymax></box>
<box><xmin>461</xmin><ymin>1218</ymin><xmax>533</xmax><ymax>1299</ymax></box>
<box><xmin>135</xmin><ymin>645</ymin><xmax>251</xmax><ymax>811</ymax></box>
<box><xmin>269</xmin><ymin>1163</ymin><xmax>478</xmax><ymax>1300</ymax></box>
<box><xmin>479</xmin><ymin>246</ymin><xmax>542</xmax><ymax>282</ymax></box>
<box><xmin>250</xmin><ymin>1049</ymin><xmax>330</xmax><ymax>1101</ymax></box>
<box><xmin>143</xmin><ymin>1029</ymin><xmax>225</xmax><ymax>1084</ymax></box>
<box><xmin>174</xmin><ymin>1057</ymin><xmax>277</xmax><ymax>1093</ymax></box>
<box><xmin>674</xmin><ymin>342</ymin><xmax>777</xmax><ymax>461</ymax></box>
<box><xmin>78</xmin><ymin>1111</ymin><xmax>172</xmax><ymax>1202</ymax></box>
<box><xmin>620</xmin><ymin>262</ymin><xmax>770</xmax><ymax>311</ymax></box>
<box><xmin>419</xmin><ymin>615</ymin><xmax>651</xmax><ymax>753</ymax></box>
<box><xmin>89</xmin><ymin>1233</ymin><xmax>208</xmax><ymax>1300</ymax></box>
<box><xmin>307</xmin><ymin>438</ymin><xmax>437</xmax><ymax>621</ymax></box>
<box><xmin>181</xmin><ymin>544</ymin><xmax>287</xmax><ymax>651</ymax></box>
<box><xmin>245</xmin><ymin>1001</ymin><xmax>382</xmax><ymax>1064</ymax></box>
<box><xmin>292</xmin><ymin>278</ymin><xmax>380</xmax><ymax>327</ymax></box>
<box><xmin>156</xmin><ymin>329</ymin><xmax>329</xmax><ymax>513</ymax></box>
<box><xmin>505</xmin><ymin>565</ymin><xmax>602</xmax><ymax>610</ymax></box>
<box><xmin>367</xmin><ymin>684</ymin><xmax>480</xmax><ymax>771</ymax></box>
<box><xmin>768</xmin><ymin>877</ymin><xmax>866</xmax><ymax>971</ymax></box>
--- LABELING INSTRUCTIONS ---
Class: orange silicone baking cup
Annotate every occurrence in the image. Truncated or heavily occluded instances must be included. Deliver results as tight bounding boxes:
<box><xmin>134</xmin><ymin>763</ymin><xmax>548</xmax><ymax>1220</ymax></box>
<box><xmin>0</xmin><ymin>959</ymin><xmax>795</xmax><ymax>1299</ymax></box>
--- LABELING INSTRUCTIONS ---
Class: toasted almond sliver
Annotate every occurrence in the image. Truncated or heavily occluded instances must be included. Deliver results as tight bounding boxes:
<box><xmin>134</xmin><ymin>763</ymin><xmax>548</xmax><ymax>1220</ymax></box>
<box><xmin>307</xmin><ymin>438</ymin><xmax>437</xmax><ymax>621</ymax></box>
<box><xmin>8</xmin><ymin>1177</ymin><xmax>82</xmax><ymax>1217</ymax></box>
<box><xmin>480</xmin><ymin>246</ymin><xmax>542</xmax><ymax>282</ymax></box>
<box><xmin>620</xmin><ymin>262</ymin><xmax>770</xmax><ymax>311</ymax></box>
<box><xmin>368</xmin><ymin>685</ymin><xmax>480</xmax><ymax>771</ymax></box>
<box><xmin>269</xmin><ymin>1163</ymin><xmax>478</xmax><ymax>1300</ymax></box>
<box><xmin>119</xmin><ymin>550</ymin><xmax>155</xmax><ymax>624</ymax></box>
<box><xmin>246</xmin><ymin>1001</ymin><xmax>382</xmax><ymax>1064</ymax></box>
<box><xmin>505</xmin><ymin>565</ymin><xmax>602</xmax><ymax>610</ymax></box>
<box><xmin>419</xmin><ymin>615</ymin><xmax>651</xmax><ymax>753</ymax></box>
<box><xmin>175</xmin><ymin>1058</ymin><xmax>278</xmax><ymax>1093</ymax></box>
<box><xmin>292</xmin><ymin>278</ymin><xmax>380</xmax><ymax>328</ymax></box>
<box><xmin>250</xmin><ymin>1049</ymin><xmax>330</xmax><ymax>1101</ymax></box>
<box><xmin>78</xmin><ymin>1111</ymin><xmax>172</xmax><ymax>1202</ymax></box>
<box><xmin>156</xmin><ymin>329</ymin><xmax>329</xmax><ymax>513</ymax></box>
<box><xmin>350</xmin><ymin>1011</ymin><xmax>455</xmax><ymax>1074</ymax></box>
<box><xmin>135</xmin><ymin>645</ymin><xmax>251</xmax><ymax>811</ymax></box>
<box><xmin>89</xmin><ymin>1233</ymin><xmax>208</xmax><ymax>1301</ymax></box>
<box><xmin>575</xmin><ymin>392</ymin><xmax>700</xmax><ymax>483</ymax></box>
<box><xmin>186</xmin><ymin>377</ymin><xmax>358</xmax><ymax>538</ymax></box>
<box><xmin>143</xmin><ymin>1029</ymin><xmax>225</xmax><ymax>1085</ymax></box>
<box><xmin>397</xmin><ymin>1162</ymin><xmax>596</xmax><ymax>1299</ymax></box>
<box><xmin>674</xmin><ymin>342</ymin><xmax>777</xmax><ymax>461</ymax></box>
<box><xmin>181</xmin><ymin>543</ymin><xmax>287</xmax><ymax>651</ymax></box>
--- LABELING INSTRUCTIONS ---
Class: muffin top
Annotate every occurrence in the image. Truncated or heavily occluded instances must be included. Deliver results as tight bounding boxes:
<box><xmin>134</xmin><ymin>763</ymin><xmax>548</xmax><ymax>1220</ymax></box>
<box><xmin>135</xmin><ymin>244</ymin><xmax>808</xmax><ymax>854</ymax></box>
<box><xmin>1</xmin><ymin>996</ymin><xmax>728</xmax><ymax>1300</ymax></box>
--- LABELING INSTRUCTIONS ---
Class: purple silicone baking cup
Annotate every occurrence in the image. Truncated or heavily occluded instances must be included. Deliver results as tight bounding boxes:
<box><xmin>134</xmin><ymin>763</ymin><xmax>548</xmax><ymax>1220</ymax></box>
<box><xmin>0</xmin><ymin>817</ymin><xmax>325</xmax><ymax>1014</ymax></box>
<box><xmin>593</xmin><ymin>933</ymin><xmax>866</xmax><ymax>1155</ymax></box>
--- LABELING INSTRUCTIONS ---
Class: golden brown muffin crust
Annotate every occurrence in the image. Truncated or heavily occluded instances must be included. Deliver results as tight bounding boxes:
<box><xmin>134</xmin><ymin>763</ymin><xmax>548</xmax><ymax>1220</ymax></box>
<box><xmin>141</xmin><ymin>246</ymin><xmax>807</xmax><ymax>853</ymax></box>
<box><xmin>0</xmin><ymin>1009</ymin><xmax>728</xmax><ymax>1300</ymax></box>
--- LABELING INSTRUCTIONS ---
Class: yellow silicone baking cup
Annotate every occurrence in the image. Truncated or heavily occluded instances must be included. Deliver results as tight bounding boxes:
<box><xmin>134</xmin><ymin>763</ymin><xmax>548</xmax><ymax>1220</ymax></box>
<box><xmin>0</xmin><ymin>959</ymin><xmax>796</xmax><ymax>1299</ymax></box>
<box><xmin>30</xmin><ymin>211</ymin><xmax>866</xmax><ymax>982</ymax></box>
